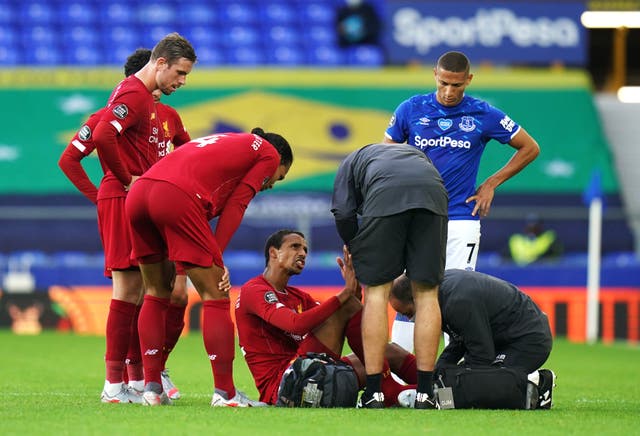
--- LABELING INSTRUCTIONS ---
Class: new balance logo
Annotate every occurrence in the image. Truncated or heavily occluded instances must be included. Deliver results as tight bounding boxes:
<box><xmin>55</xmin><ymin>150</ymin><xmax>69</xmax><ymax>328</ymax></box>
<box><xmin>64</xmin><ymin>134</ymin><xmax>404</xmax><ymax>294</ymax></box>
<box><xmin>144</xmin><ymin>349</ymin><xmax>159</xmax><ymax>356</ymax></box>
<box><xmin>208</xmin><ymin>354</ymin><xmax>217</xmax><ymax>361</ymax></box>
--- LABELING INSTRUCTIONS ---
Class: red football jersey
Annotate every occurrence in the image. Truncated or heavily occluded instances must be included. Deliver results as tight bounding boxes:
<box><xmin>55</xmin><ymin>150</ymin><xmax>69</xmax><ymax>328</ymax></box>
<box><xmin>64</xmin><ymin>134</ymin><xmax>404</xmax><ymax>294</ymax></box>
<box><xmin>96</xmin><ymin>75</ymin><xmax>159</xmax><ymax>200</ymax></box>
<box><xmin>156</xmin><ymin>103</ymin><xmax>190</xmax><ymax>154</ymax></box>
<box><xmin>140</xmin><ymin>132</ymin><xmax>280</xmax><ymax>250</ymax></box>
<box><xmin>235</xmin><ymin>275</ymin><xmax>341</xmax><ymax>402</ymax></box>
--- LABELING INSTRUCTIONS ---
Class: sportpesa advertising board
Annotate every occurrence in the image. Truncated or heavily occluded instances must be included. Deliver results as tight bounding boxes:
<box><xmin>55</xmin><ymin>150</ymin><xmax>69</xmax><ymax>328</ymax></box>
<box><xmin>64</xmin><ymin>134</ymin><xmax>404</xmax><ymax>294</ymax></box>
<box><xmin>383</xmin><ymin>1</ymin><xmax>587</xmax><ymax>65</ymax></box>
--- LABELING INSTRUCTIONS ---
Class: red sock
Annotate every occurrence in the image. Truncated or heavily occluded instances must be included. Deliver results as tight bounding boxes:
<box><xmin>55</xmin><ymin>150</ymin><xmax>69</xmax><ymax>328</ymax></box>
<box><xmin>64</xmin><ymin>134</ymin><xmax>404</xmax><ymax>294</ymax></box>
<box><xmin>125</xmin><ymin>305</ymin><xmax>144</xmax><ymax>382</ymax></box>
<box><xmin>344</xmin><ymin>309</ymin><xmax>364</xmax><ymax>361</ymax></box>
<box><xmin>202</xmin><ymin>299</ymin><xmax>235</xmax><ymax>398</ymax></box>
<box><xmin>105</xmin><ymin>299</ymin><xmax>136</xmax><ymax>383</ymax></box>
<box><xmin>162</xmin><ymin>303</ymin><xmax>186</xmax><ymax>369</ymax></box>
<box><xmin>382</xmin><ymin>375</ymin><xmax>416</xmax><ymax>407</ymax></box>
<box><xmin>138</xmin><ymin>295</ymin><xmax>169</xmax><ymax>386</ymax></box>
<box><xmin>344</xmin><ymin>308</ymin><xmax>391</xmax><ymax>375</ymax></box>
<box><xmin>397</xmin><ymin>353</ymin><xmax>417</xmax><ymax>385</ymax></box>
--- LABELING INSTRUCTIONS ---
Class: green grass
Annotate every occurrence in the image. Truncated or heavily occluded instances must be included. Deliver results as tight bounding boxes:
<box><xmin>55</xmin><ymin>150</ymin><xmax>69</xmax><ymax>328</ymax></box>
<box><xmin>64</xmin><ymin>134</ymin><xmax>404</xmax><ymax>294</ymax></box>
<box><xmin>0</xmin><ymin>331</ymin><xmax>638</xmax><ymax>435</ymax></box>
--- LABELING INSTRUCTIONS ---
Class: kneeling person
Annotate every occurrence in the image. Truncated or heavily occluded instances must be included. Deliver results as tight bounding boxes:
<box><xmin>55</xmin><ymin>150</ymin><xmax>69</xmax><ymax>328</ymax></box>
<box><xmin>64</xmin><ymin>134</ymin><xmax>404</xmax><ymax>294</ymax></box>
<box><xmin>235</xmin><ymin>229</ymin><xmax>418</xmax><ymax>407</ymax></box>
<box><xmin>390</xmin><ymin>269</ymin><xmax>556</xmax><ymax>409</ymax></box>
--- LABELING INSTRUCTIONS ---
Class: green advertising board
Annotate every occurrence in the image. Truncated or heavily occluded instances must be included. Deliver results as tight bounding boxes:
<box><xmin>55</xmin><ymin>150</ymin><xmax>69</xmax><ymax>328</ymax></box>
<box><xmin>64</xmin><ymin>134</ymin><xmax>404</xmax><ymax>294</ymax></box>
<box><xmin>0</xmin><ymin>67</ymin><xmax>617</xmax><ymax>195</ymax></box>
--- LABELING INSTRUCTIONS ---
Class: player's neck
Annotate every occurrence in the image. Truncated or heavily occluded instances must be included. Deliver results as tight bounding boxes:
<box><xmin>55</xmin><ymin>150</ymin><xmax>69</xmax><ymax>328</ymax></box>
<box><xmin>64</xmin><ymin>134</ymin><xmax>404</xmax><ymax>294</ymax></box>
<box><xmin>135</xmin><ymin>64</ymin><xmax>159</xmax><ymax>94</ymax></box>
<box><xmin>262</xmin><ymin>269</ymin><xmax>290</xmax><ymax>292</ymax></box>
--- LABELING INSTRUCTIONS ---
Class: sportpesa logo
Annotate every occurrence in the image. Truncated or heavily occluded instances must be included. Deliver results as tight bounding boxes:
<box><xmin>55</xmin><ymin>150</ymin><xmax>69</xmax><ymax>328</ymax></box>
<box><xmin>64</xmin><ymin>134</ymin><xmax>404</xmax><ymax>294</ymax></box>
<box><xmin>413</xmin><ymin>135</ymin><xmax>471</xmax><ymax>149</ymax></box>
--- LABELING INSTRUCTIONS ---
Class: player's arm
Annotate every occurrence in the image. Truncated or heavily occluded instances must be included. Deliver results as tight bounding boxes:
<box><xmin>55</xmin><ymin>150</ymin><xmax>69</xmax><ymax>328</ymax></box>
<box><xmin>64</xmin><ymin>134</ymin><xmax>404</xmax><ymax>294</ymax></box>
<box><xmin>467</xmin><ymin>127</ymin><xmax>540</xmax><ymax>217</ymax></box>
<box><xmin>93</xmin><ymin>119</ymin><xmax>132</xmax><ymax>188</ymax></box>
<box><xmin>383</xmin><ymin>101</ymin><xmax>410</xmax><ymax>143</ymax></box>
<box><xmin>451</xmin><ymin>301</ymin><xmax>497</xmax><ymax>366</ymax></box>
<box><xmin>242</xmin><ymin>285</ymin><xmax>343</xmax><ymax>336</ymax></box>
<box><xmin>214</xmin><ymin>155</ymin><xmax>278</xmax><ymax>252</ymax></box>
<box><xmin>168</xmin><ymin>106</ymin><xmax>191</xmax><ymax>147</ymax></box>
<box><xmin>58</xmin><ymin>141</ymin><xmax>99</xmax><ymax>204</ymax></box>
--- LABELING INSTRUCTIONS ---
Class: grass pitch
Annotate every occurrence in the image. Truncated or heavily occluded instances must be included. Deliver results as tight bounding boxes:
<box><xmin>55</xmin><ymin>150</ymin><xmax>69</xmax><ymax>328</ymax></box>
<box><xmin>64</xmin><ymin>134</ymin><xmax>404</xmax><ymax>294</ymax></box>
<box><xmin>0</xmin><ymin>331</ymin><xmax>638</xmax><ymax>435</ymax></box>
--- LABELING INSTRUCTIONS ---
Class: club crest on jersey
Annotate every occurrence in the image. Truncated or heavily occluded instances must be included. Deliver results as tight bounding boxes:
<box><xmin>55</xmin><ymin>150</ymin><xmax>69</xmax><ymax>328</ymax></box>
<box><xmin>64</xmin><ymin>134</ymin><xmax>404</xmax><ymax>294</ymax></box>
<box><xmin>418</xmin><ymin>117</ymin><xmax>431</xmax><ymax>126</ymax></box>
<box><xmin>78</xmin><ymin>125</ymin><xmax>92</xmax><ymax>141</ymax></box>
<box><xmin>438</xmin><ymin>118</ymin><xmax>453</xmax><ymax>131</ymax></box>
<box><xmin>112</xmin><ymin>104</ymin><xmax>128</xmax><ymax>119</ymax></box>
<box><xmin>459</xmin><ymin>116</ymin><xmax>476</xmax><ymax>132</ymax></box>
<box><xmin>264</xmin><ymin>291</ymin><xmax>279</xmax><ymax>304</ymax></box>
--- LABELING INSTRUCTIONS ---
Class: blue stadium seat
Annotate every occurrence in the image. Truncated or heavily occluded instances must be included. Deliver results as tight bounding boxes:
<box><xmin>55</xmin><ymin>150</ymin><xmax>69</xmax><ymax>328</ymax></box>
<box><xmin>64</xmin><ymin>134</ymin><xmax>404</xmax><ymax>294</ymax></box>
<box><xmin>346</xmin><ymin>45</ymin><xmax>384</xmax><ymax>67</ymax></box>
<box><xmin>0</xmin><ymin>25</ymin><xmax>18</xmax><ymax>46</ymax></box>
<box><xmin>263</xmin><ymin>25</ymin><xmax>300</xmax><ymax>46</ymax></box>
<box><xmin>64</xmin><ymin>44</ymin><xmax>102</xmax><ymax>66</ymax></box>
<box><xmin>104</xmin><ymin>44</ymin><xmax>145</xmax><ymax>66</ymax></box>
<box><xmin>137</xmin><ymin>2</ymin><xmax>175</xmax><ymax>25</ymax></box>
<box><xmin>193</xmin><ymin>46</ymin><xmax>225</xmax><ymax>66</ymax></box>
<box><xmin>222</xmin><ymin>26</ymin><xmax>260</xmax><ymax>48</ymax></box>
<box><xmin>179</xmin><ymin>25</ymin><xmax>221</xmax><ymax>49</ymax></box>
<box><xmin>261</xmin><ymin>2</ymin><xmax>298</xmax><ymax>24</ymax></box>
<box><xmin>219</xmin><ymin>2</ymin><xmax>259</xmax><ymax>25</ymax></box>
<box><xmin>24</xmin><ymin>45</ymin><xmax>63</xmax><ymax>65</ymax></box>
<box><xmin>62</xmin><ymin>26</ymin><xmax>100</xmax><ymax>47</ymax></box>
<box><xmin>102</xmin><ymin>25</ymin><xmax>143</xmax><ymax>48</ymax></box>
<box><xmin>266</xmin><ymin>45</ymin><xmax>306</xmax><ymax>66</ymax></box>
<box><xmin>298</xmin><ymin>2</ymin><xmax>336</xmax><ymax>25</ymax></box>
<box><xmin>100</xmin><ymin>2</ymin><xmax>136</xmax><ymax>25</ymax></box>
<box><xmin>225</xmin><ymin>46</ymin><xmax>266</xmax><ymax>66</ymax></box>
<box><xmin>302</xmin><ymin>25</ymin><xmax>337</xmax><ymax>46</ymax></box>
<box><xmin>0</xmin><ymin>1</ymin><xmax>17</xmax><ymax>24</ymax></box>
<box><xmin>178</xmin><ymin>2</ymin><xmax>218</xmax><ymax>25</ymax></box>
<box><xmin>306</xmin><ymin>45</ymin><xmax>345</xmax><ymax>66</ymax></box>
<box><xmin>20</xmin><ymin>1</ymin><xmax>55</xmax><ymax>24</ymax></box>
<box><xmin>21</xmin><ymin>25</ymin><xmax>57</xmax><ymax>47</ymax></box>
<box><xmin>0</xmin><ymin>46</ymin><xmax>21</xmax><ymax>65</ymax></box>
<box><xmin>141</xmin><ymin>25</ymin><xmax>176</xmax><ymax>49</ymax></box>
<box><xmin>57</xmin><ymin>1</ymin><xmax>98</xmax><ymax>25</ymax></box>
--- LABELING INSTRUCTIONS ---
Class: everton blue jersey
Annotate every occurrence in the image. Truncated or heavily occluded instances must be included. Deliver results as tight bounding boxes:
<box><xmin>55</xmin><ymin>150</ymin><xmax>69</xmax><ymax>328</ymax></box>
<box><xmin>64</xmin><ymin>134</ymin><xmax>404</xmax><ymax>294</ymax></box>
<box><xmin>385</xmin><ymin>93</ymin><xmax>520</xmax><ymax>220</ymax></box>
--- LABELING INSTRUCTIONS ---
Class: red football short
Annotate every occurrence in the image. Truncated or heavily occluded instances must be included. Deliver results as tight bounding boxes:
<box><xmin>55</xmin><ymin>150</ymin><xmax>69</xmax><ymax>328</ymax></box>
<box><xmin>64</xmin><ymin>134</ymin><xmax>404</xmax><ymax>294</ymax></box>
<box><xmin>126</xmin><ymin>179</ymin><xmax>223</xmax><ymax>269</ymax></box>
<box><xmin>97</xmin><ymin>196</ymin><xmax>137</xmax><ymax>277</ymax></box>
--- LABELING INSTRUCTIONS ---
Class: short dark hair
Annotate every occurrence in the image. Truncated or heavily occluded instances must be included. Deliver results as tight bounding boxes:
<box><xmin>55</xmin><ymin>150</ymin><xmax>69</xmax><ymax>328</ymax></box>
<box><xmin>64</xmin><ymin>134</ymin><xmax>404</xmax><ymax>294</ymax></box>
<box><xmin>124</xmin><ymin>48</ymin><xmax>151</xmax><ymax>77</ymax></box>
<box><xmin>151</xmin><ymin>32</ymin><xmax>197</xmax><ymax>65</ymax></box>
<box><xmin>436</xmin><ymin>51</ymin><xmax>470</xmax><ymax>75</ymax></box>
<box><xmin>264</xmin><ymin>229</ymin><xmax>305</xmax><ymax>267</ymax></box>
<box><xmin>251</xmin><ymin>127</ymin><xmax>294</xmax><ymax>167</ymax></box>
<box><xmin>391</xmin><ymin>274</ymin><xmax>413</xmax><ymax>305</ymax></box>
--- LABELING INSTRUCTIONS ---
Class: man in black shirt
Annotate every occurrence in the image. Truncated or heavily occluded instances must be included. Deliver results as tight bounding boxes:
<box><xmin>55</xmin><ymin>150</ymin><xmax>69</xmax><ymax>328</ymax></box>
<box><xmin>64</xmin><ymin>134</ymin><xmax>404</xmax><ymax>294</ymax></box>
<box><xmin>332</xmin><ymin>143</ymin><xmax>448</xmax><ymax>409</ymax></box>
<box><xmin>390</xmin><ymin>269</ymin><xmax>555</xmax><ymax>409</ymax></box>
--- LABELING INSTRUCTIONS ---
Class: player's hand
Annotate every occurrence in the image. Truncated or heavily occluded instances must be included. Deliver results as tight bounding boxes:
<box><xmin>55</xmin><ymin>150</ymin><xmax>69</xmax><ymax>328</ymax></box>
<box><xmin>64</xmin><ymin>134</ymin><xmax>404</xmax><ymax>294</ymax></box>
<box><xmin>125</xmin><ymin>175</ymin><xmax>140</xmax><ymax>192</ymax></box>
<box><xmin>337</xmin><ymin>245</ymin><xmax>362</xmax><ymax>301</ymax></box>
<box><xmin>218</xmin><ymin>266</ymin><xmax>231</xmax><ymax>292</ymax></box>
<box><xmin>466</xmin><ymin>182</ymin><xmax>495</xmax><ymax>217</ymax></box>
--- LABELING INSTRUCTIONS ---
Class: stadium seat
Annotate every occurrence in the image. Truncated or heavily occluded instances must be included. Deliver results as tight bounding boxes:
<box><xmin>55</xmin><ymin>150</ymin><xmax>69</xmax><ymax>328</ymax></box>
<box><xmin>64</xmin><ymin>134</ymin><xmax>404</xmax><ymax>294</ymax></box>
<box><xmin>346</xmin><ymin>45</ymin><xmax>384</xmax><ymax>67</ymax></box>
<box><xmin>0</xmin><ymin>25</ymin><xmax>18</xmax><ymax>46</ymax></box>
<box><xmin>302</xmin><ymin>25</ymin><xmax>338</xmax><ymax>46</ymax></box>
<box><xmin>225</xmin><ymin>46</ymin><xmax>266</xmax><ymax>66</ymax></box>
<box><xmin>298</xmin><ymin>2</ymin><xmax>337</xmax><ymax>25</ymax></box>
<box><xmin>219</xmin><ymin>2</ymin><xmax>259</xmax><ymax>25</ymax></box>
<box><xmin>0</xmin><ymin>46</ymin><xmax>21</xmax><ymax>65</ymax></box>
<box><xmin>179</xmin><ymin>25</ymin><xmax>221</xmax><ymax>49</ymax></box>
<box><xmin>263</xmin><ymin>25</ymin><xmax>300</xmax><ymax>46</ymax></box>
<box><xmin>62</xmin><ymin>26</ymin><xmax>100</xmax><ymax>47</ymax></box>
<box><xmin>260</xmin><ymin>2</ymin><xmax>298</xmax><ymax>24</ymax></box>
<box><xmin>104</xmin><ymin>44</ymin><xmax>144</xmax><ymax>66</ymax></box>
<box><xmin>57</xmin><ymin>2</ymin><xmax>98</xmax><ymax>25</ymax></box>
<box><xmin>20</xmin><ymin>1</ymin><xmax>55</xmax><ymax>24</ymax></box>
<box><xmin>193</xmin><ymin>46</ymin><xmax>225</xmax><ymax>66</ymax></box>
<box><xmin>23</xmin><ymin>45</ymin><xmax>63</xmax><ymax>65</ymax></box>
<box><xmin>21</xmin><ymin>25</ymin><xmax>57</xmax><ymax>47</ymax></box>
<box><xmin>64</xmin><ymin>44</ymin><xmax>102</xmax><ymax>66</ymax></box>
<box><xmin>177</xmin><ymin>2</ymin><xmax>219</xmax><ymax>25</ymax></box>
<box><xmin>0</xmin><ymin>1</ymin><xmax>17</xmax><ymax>24</ymax></box>
<box><xmin>306</xmin><ymin>45</ymin><xmax>345</xmax><ymax>66</ymax></box>
<box><xmin>137</xmin><ymin>2</ymin><xmax>175</xmax><ymax>25</ymax></box>
<box><xmin>221</xmin><ymin>25</ymin><xmax>260</xmax><ymax>48</ymax></box>
<box><xmin>102</xmin><ymin>25</ymin><xmax>143</xmax><ymax>48</ymax></box>
<box><xmin>266</xmin><ymin>45</ymin><xmax>306</xmax><ymax>66</ymax></box>
<box><xmin>100</xmin><ymin>2</ymin><xmax>136</xmax><ymax>25</ymax></box>
<box><xmin>140</xmin><ymin>25</ymin><xmax>176</xmax><ymax>49</ymax></box>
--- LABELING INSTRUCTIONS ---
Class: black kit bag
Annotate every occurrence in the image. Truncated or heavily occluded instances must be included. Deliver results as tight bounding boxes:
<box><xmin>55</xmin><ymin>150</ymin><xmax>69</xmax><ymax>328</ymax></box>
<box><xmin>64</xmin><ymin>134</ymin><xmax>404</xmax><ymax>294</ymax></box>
<box><xmin>276</xmin><ymin>352</ymin><xmax>359</xmax><ymax>408</ymax></box>
<box><xmin>435</xmin><ymin>365</ymin><xmax>529</xmax><ymax>409</ymax></box>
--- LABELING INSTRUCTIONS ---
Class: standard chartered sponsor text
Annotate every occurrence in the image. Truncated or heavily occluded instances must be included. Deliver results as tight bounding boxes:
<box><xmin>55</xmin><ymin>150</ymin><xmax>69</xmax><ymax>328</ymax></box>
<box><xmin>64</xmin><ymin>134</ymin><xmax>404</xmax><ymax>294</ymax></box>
<box><xmin>393</xmin><ymin>8</ymin><xmax>580</xmax><ymax>54</ymax></box>
<box><xmin>414</xmin><ymin>135</ymin><xmax>471</xmax><ymax>149</ymax></box>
